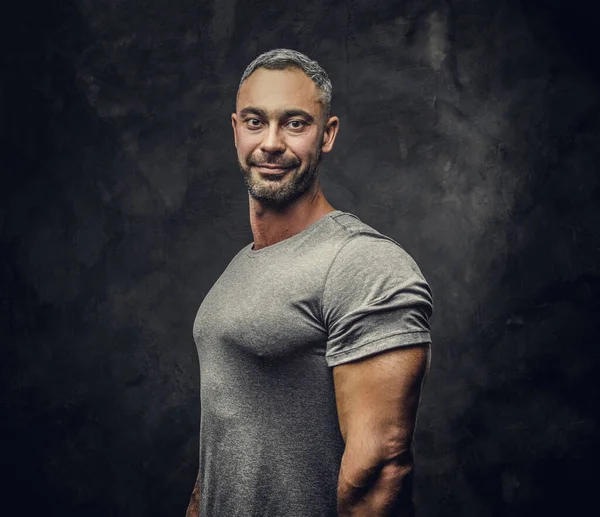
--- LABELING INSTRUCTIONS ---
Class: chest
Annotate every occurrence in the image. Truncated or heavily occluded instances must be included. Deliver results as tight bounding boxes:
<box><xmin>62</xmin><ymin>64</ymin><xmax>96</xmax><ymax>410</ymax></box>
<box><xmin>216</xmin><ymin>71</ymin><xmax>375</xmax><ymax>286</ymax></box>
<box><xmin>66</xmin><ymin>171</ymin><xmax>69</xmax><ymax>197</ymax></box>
<box><xmin>193</xmin><ymin>250</ymin><xmax>331</xmax><ymax>360</ymax></box>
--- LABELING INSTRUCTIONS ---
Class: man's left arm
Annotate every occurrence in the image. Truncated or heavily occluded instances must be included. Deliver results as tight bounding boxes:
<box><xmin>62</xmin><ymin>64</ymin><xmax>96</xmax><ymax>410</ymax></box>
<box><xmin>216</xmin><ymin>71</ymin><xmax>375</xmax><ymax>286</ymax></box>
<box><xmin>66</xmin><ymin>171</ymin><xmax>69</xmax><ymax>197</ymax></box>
<box><xmin>333</xmin><ymin>343</ymin><xmax>430</xmax><ymax>517</ymax></box>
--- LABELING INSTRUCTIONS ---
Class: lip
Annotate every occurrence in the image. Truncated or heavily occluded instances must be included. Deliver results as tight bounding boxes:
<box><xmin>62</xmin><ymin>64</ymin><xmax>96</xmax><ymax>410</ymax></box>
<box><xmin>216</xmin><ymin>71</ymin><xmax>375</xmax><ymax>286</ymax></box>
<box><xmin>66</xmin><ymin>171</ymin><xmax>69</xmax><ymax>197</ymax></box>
<box><xmin>254</xmin><ymin>165</ymin><xmax>292</xmax><ymax>174</ymax></box>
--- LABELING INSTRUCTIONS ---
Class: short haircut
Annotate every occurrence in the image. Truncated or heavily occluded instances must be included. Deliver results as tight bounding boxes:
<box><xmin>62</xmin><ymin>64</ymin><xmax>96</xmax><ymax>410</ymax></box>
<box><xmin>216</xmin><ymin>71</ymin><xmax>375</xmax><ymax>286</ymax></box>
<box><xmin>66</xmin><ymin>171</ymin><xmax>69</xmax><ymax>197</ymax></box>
<box><xmin>237</xmin><ymin>48</ymin><xmax>332</xmax><ymax>122</ymax></box>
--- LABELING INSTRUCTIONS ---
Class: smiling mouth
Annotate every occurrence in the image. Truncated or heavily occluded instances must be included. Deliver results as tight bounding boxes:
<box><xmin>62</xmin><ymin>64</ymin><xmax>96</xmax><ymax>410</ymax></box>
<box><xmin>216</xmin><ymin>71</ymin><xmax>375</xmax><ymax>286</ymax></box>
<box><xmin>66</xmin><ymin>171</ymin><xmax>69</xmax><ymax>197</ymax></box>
<box><xmin>254</xmin><ymin>165</ymin><xmax>293</xmax><ymax>175</ymax></box>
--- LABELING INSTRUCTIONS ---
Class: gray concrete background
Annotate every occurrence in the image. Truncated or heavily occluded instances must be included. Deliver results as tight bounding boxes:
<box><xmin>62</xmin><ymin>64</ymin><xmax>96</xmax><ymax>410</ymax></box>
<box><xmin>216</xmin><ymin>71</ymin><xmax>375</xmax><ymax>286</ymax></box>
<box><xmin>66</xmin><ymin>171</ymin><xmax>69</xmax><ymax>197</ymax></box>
<box><xmin>2</xmin><ymin>0</ymin><xmax>599</xmax><ymax>515</ymax></box>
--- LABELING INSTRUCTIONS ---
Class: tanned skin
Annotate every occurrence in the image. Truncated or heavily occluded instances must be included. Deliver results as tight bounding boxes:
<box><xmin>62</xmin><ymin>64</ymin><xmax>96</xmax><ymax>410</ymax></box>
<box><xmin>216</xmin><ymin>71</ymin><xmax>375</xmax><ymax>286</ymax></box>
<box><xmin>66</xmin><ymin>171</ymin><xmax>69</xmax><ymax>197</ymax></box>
<box><xmin>185</xmin><ymin>471</ymin><xmax>200</xmax><ymax>517</ymax></box>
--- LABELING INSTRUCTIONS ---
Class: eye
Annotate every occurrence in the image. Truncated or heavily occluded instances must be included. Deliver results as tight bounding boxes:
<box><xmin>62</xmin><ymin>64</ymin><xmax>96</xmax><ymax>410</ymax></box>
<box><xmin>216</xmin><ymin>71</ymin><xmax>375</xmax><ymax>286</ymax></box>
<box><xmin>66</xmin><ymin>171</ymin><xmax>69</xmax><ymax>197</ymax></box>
<box><xmin>288</xmin><ymin>120</ymin><xmax>307</xmax><ymax>130</ymax></box>
<box><xmin>246</xmin><ymin>118</ymin><xmax>262</xmax><ymax>129</ymax></box>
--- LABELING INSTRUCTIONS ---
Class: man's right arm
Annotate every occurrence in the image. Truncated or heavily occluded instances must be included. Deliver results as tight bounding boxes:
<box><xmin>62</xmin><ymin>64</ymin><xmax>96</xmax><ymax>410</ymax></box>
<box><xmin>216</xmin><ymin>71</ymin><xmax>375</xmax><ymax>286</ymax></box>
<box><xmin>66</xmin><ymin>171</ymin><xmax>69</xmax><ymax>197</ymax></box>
<box><xmin>185</xmin><ymin>470</ymin><xmax>200</xmax><ymax>517</ymax></box>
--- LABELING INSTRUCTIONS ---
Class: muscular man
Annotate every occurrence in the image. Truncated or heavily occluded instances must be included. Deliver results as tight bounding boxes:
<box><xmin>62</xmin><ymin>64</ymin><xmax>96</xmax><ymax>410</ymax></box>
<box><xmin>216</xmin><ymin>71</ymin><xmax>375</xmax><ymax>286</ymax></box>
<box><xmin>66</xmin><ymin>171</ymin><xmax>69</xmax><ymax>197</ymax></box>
<box><xmin>186</xmin><ymin>48</ymin><xmax>433</xmax><ymax>517</ymax></box>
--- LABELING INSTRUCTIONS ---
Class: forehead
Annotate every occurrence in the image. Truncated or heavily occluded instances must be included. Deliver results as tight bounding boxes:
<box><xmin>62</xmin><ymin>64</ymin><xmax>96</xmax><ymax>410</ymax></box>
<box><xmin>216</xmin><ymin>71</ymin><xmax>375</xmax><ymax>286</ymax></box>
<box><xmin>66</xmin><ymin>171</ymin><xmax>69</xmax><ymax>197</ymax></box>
<box><xmin>236</xmin><ymin>67</ymin><xmax>321</xmax><ymax>115</ymax></box>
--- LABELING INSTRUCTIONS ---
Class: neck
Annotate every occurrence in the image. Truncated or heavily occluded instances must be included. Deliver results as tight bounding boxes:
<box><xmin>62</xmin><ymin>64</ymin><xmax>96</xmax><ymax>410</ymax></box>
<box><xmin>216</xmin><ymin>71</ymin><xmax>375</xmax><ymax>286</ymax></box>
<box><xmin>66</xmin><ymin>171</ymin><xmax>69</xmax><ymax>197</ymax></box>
<box><xmin>249</xmin><ymin>183</ymin><xmax>336</xmax><ymax>251</ymax></box>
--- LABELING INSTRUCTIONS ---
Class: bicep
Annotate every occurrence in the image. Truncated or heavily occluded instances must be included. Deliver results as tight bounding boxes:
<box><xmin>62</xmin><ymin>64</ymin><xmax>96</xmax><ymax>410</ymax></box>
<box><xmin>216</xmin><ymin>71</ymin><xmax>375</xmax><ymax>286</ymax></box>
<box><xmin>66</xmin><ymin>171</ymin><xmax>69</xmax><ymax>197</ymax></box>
<box><xmin>333</xmin><ymin>343</ymin><xmax>430</xmax><ymax>469</ymax></box>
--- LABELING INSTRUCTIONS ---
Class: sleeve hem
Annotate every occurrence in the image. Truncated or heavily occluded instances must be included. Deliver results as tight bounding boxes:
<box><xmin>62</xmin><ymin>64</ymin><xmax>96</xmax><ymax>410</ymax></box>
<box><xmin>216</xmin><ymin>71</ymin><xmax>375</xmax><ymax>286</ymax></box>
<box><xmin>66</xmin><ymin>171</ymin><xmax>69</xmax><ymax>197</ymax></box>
<box><xmin>325</xmin><ymin>331</ymin><xmax>431</xmax><ymax>367</ymax></box>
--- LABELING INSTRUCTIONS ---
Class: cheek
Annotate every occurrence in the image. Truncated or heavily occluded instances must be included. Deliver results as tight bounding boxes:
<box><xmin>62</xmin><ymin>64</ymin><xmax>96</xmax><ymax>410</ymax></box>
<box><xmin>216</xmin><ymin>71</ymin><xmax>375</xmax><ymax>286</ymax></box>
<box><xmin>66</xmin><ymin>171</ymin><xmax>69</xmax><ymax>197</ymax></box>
<box><xmin>292</xmin><ymin>138</ymin><xmax>320</xmax><ymax>160</ymax></box>
<box><xmin>236</xmin><ymin>135</ymin><xmax>255</xmax><ymax>156</ymax></box>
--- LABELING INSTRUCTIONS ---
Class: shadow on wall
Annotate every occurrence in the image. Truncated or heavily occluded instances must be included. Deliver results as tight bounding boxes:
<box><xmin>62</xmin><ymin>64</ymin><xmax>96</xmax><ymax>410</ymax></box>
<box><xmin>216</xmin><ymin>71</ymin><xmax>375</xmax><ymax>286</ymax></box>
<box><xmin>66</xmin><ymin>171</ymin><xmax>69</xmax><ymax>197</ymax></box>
<box><xmin>1</xmin><ymin>1</ymin><xmax>201</xmax><ymax>515</ymax></box>
<box><xmin>413</xmin><ymin>1</ymin><xmax>600</xmax><ymax>515</ymax></box>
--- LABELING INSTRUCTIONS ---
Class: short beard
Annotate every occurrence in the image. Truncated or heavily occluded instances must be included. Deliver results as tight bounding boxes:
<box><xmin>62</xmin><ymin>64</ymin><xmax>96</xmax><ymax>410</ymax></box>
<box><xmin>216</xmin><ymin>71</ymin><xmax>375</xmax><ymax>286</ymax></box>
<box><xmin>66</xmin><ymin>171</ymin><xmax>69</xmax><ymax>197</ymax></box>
<box><xmin>240</xmin><ymin>146</ymin><xmax>322</xmax><ymax>209</ymax></box>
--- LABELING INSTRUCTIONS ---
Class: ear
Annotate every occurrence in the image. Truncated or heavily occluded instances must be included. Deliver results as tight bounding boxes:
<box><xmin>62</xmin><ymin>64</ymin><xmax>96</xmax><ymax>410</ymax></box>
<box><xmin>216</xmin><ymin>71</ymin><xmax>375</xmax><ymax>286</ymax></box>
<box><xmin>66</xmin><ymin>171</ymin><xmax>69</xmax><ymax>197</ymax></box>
<box><xmin>231</xmin><ymin>113</ymin><xmax>238</xmax><ymax>149</ymax></box>
<box><xmin>321</xmin><ymin>116</ymin><xmax>339</xmax><ymax>154</ymax></box>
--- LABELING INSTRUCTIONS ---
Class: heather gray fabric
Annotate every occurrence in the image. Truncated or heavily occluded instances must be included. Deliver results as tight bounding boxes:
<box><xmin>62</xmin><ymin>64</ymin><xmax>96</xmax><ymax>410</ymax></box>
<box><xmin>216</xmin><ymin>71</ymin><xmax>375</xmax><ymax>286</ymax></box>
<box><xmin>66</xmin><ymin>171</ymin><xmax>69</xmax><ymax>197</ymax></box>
<box><xmin>192</xmin><ymin>209</ymin><xmax>433</xmax><ymax>517</ymax></box>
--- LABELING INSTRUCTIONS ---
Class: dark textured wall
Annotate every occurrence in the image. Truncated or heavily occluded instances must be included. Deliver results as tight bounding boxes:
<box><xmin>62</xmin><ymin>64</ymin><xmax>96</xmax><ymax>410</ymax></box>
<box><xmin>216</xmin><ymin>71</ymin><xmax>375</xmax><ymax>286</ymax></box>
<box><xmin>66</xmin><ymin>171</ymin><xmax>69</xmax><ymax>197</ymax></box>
<box><xmin>2</xmin><ymin>1</ymin><xmax>599</xmax><ymax>515</ymax></box>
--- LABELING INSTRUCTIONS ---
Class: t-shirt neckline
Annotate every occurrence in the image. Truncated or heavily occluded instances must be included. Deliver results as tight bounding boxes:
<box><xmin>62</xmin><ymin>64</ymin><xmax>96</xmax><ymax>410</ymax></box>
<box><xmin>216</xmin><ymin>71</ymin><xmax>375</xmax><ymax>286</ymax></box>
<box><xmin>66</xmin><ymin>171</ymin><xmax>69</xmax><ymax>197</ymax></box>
<box><xmin>244</xmin><ymin>210</ymin><xmax>344</xmax><ymax>258</ymax></box>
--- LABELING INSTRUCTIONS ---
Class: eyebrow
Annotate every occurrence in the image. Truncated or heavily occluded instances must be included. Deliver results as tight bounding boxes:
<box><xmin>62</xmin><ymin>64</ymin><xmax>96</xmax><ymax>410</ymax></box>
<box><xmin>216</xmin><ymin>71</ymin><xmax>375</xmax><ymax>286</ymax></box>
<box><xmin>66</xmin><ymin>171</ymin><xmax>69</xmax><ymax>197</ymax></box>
<box><xmin>239</xmin><ymin>106</ymin><xmax>315</xmax><ymax>123</ymax></box>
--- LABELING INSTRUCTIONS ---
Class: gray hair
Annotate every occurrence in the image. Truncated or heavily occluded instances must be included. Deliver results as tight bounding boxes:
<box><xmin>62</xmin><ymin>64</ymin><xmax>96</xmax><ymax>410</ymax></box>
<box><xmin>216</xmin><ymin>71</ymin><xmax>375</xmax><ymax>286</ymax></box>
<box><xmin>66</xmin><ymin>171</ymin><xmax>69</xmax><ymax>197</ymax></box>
<box><xmin>237</xmin><ymin>48</ymin><xmax>332</xmax><ymax>122</ymax></box>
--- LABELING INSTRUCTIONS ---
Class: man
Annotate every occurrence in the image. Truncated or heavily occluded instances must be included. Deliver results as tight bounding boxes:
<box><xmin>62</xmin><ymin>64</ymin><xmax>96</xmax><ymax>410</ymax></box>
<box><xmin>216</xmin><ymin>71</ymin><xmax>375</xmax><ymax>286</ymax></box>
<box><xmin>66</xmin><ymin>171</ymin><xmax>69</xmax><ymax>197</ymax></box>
<box><xmin>186</xmin><ymin>48</ymin><xmax>433</xmax><ymax>517</ymax></box>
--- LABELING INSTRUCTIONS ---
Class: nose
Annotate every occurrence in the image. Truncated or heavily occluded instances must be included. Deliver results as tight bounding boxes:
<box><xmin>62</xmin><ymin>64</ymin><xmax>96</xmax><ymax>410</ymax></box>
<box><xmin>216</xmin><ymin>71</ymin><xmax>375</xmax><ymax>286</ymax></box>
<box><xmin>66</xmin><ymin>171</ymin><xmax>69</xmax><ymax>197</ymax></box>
<box><xmin>260</xmin><ymin>125</ymin><xmax>285</xmax><ymax>154</ymax></box>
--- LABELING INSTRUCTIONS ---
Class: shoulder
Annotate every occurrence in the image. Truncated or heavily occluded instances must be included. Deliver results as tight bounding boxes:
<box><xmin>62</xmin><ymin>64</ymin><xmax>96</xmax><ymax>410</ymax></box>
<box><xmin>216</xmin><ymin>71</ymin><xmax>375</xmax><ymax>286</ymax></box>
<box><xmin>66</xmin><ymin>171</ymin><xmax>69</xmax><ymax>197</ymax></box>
<box><xmin>325</xmin><ymin>215</ymin><xmax>427</xmax><ymax>284</ymax></box>
<box><xmin>324</xmin><ymin>233</ymin><xmax>431</xmax><ymax>302</ymax></box>
<box><xmin>322</xmin><ymin>215</ymin><xmax>432</xmax><ymax>306</ymax></box>
<box><xmin>321</xmin><ymin>216</ymin><xmax>434</xmax><ymax>366</ymax></box>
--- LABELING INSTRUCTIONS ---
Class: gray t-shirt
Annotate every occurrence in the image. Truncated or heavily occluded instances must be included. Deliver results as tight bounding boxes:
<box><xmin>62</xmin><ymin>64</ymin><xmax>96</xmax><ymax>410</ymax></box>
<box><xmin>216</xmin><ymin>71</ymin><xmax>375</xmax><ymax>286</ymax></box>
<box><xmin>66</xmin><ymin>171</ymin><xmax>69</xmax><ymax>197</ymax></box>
<box><xmin>192</xmin><ymin>210</ymin><xmax>433</xmax><ymax>517</ymax></box>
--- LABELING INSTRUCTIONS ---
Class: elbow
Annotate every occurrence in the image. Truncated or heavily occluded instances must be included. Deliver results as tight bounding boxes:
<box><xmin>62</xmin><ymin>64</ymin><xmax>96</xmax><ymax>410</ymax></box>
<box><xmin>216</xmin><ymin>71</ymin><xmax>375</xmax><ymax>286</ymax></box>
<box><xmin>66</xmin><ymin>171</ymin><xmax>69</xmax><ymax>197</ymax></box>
<box><xmin>341</xmin><ymin>441</ymin><xmax>414</xmax><ymax>489</ymax></box>
<box><xmin>338</xmin><ymin>449</ymin><xmax>416</xmax><ymax>517</ymax></box>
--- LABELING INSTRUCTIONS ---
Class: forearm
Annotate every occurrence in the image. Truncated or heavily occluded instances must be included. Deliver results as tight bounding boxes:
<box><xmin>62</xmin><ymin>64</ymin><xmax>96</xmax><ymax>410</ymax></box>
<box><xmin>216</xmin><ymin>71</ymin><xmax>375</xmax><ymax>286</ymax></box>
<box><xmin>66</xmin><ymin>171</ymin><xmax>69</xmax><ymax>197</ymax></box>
<box><xmin>337</xmin><ymin>458</ymin><xmax>415</xmax><ymax>517</ymax></box>
<box><xmin>185</xmin><ymin>470</ymin><xmax>200</xmax><ymax>517</ymax></box>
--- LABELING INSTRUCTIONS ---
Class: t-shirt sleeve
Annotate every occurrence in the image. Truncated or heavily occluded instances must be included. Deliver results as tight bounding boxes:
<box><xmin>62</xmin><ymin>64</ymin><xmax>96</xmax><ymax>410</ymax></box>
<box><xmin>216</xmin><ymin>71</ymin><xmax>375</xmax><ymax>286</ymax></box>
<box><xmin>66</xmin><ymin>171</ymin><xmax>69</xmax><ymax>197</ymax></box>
<box><xmin>322</xmin><ymin>234</ymin><xmax>434</xmax><ymax>367</ymax></box>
